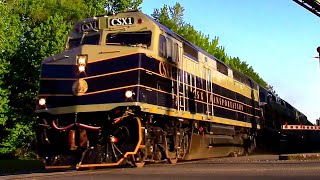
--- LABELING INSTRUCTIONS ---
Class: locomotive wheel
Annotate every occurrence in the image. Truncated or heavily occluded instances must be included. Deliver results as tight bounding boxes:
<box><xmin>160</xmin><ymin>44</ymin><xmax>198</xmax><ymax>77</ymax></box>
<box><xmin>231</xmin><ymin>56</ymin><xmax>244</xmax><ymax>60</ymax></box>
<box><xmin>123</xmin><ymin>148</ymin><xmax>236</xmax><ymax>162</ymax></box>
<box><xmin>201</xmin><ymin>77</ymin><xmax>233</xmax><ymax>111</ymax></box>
<box><xmin>248</xmin><ymin>137</ymin><xmax>257</xmax><ymax>154</ymax></box>
<box><xmin>167</xmin><ymin>157</ymin><xmax>178</xmax><ymax>164</ymax></box>
<box><xmin>134</xmin><ymin>161</ymin><xmax>145</xmax><ymax>168</ymax></box>
<box><xmin>177</xmin><ymin>132</ymin><xmax>189</xmax><ymax>159</ymax></box>
<box><xmin>130</xmin><ymin>148</ymin><xmax>146</xmax><ymax>168</ymax></box>
<box><xmin>153</xmin><ymin>146</ymin><xmax>163</xmax><ymax>161</ymax></box>
<box><xmin>164</xmin><ymin>136</ymin><xmax>178</xmax><ymax>165</ymax></box>
<box><xmin>132</xmin><ymin>158</ymin><xmax>145</xmax><ymax>168</ymax></box>
<box><xmin>244</xmin><ymin>136</ymin><xmax>256</xmax><ymax>155</ymax></box>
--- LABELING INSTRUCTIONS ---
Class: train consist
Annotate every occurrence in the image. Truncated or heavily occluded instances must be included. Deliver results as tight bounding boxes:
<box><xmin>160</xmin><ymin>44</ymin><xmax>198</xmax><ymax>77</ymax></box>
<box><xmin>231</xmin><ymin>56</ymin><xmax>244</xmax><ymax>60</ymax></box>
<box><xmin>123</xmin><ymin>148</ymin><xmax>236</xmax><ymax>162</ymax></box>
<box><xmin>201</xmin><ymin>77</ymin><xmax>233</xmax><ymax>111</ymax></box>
<box><xmin>35</xmin><ymin>10</ymin><xmax>313</xmax><ymax>169</ymax></box>
<box><xmin>257</xmin><ymin>86</ymin><xmax>314</xmax><ymax>153</ymax></box>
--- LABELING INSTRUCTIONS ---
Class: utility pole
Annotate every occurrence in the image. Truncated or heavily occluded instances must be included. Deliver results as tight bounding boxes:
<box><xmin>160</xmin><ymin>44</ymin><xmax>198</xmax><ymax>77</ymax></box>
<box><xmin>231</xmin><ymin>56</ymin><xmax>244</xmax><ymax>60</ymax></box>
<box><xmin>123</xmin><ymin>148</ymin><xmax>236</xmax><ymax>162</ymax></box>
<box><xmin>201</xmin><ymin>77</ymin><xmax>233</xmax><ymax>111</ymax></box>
<box><xmin>316</xmin><ymin>46</ymin><xmax>320</xmax><ymax>68</ymax></box>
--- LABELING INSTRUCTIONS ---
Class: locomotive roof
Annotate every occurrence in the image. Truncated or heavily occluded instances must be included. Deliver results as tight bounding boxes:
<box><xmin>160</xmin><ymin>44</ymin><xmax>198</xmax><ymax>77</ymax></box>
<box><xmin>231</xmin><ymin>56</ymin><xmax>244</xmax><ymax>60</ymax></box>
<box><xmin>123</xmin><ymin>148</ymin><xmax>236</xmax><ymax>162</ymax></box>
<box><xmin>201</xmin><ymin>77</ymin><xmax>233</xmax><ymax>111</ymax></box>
<box><xmin>144</xmin><ymin>14</ymin><xmax>262</xmax><ymax>91</ymax></box>
<box><xmin>145</xmin><ymin>14</ymin><xmax>230</xmax><ymax>69</ymax></box>
<box><xmin>142</xmin><ymin>14</ymin><xmax>311</xmax><ymax>124</ymax></box>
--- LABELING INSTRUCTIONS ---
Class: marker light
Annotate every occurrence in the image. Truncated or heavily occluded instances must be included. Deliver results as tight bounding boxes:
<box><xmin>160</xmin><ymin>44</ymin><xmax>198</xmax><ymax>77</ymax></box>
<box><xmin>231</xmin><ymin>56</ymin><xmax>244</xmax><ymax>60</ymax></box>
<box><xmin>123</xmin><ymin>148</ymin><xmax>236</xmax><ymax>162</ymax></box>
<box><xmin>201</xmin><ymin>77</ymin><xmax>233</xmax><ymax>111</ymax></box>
<box><xmin>125</xmin><ymin>90</ymin><xmax>133</xmax><ymax>98</ymax></box>
<box><xmin>39</xmin><ymin>98</ymin><xmax>46</xmax><ymax>106</ymax></box>
<box><xmin>110</xmin><ymin>136</ymin><xmax>118</xmax><ymax>143</ymax></box>
<box><xmin>78</xmin><ymin>65</ymin><xmax>86</xmax><ymax>72</ymax></box>
<box><xmin>138</xmin><ymin>18</ymin><xmax>143</xmax><ymax>24</ymax></box>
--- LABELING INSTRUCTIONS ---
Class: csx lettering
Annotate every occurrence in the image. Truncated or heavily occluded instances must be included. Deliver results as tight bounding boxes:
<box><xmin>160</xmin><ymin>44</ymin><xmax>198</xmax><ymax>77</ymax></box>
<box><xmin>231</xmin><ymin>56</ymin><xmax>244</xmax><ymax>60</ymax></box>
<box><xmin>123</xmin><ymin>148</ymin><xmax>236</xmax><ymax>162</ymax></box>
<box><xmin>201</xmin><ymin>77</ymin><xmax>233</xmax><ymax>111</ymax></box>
<box><xmin>192</xmin><ymin>90</ymin><xmax>203</xmax><ymax>101</ymax></box>
<box><xmin>159</xmin><ymin>62</ymin><xmax>173</xmax><ymax>78</ymax></box>
<box><xmin>110</xmin><ymin>17</ymin><xmax>134</xmax><ymax>26</ymax></box>
<box><xmin>80</xmin><ymin>21</ymin><xmax>98</xmax><ymax>32</ymax></box>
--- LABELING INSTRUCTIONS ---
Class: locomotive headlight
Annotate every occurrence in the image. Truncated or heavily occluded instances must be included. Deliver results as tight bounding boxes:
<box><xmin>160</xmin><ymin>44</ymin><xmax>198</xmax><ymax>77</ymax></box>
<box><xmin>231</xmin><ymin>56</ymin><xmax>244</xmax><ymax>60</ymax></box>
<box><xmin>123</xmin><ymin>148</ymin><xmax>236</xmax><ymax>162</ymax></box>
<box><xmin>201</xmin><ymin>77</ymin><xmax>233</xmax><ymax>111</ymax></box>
<box><xmin>77</xmin><ymin>55</ymin><xmax>87</xmax><ymax>65</ymax></box>
<box><xmin>78</xmin><ymin>65</ymin><xmax>86</xmax><ymax>72</ymax></box>
<box><xmin>77</xmin><ymin>55</ymin><xmax>87</xmax><ymax>73</ymax></box>
<box><xmin>125</xmin><ymin>90</ymin><xmax>134</xmax><ymax>98</ymax></box>
<box><xmin>38</xmin><ymin>98</ymin><xmax>46</xmax><ymax>106</ymax></box>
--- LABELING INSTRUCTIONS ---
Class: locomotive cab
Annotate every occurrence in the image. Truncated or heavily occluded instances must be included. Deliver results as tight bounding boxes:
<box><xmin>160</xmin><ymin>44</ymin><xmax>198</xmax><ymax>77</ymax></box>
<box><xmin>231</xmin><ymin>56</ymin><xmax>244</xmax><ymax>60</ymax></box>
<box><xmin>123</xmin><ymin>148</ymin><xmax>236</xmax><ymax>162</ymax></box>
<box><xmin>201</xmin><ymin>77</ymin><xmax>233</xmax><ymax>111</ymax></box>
<box><xmin>36</xmin><ymin>11</ymin><xmax>159</xmax><ymax>113</ymax></box>
<box><xmin>35</xmin><ymin>11</ymin><xmax>161</xmax><ymax>169</ymax></box>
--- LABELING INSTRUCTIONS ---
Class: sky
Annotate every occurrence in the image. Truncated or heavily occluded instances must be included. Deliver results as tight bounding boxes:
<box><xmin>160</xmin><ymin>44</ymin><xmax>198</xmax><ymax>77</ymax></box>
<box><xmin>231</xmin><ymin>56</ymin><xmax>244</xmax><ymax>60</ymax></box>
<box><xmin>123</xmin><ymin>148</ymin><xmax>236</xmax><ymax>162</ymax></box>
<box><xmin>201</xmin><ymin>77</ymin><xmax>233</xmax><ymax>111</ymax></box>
<box><xmin>141</xmin><ymin>0</ymin><xmax>320</xmax><ymax>123</ymax></box>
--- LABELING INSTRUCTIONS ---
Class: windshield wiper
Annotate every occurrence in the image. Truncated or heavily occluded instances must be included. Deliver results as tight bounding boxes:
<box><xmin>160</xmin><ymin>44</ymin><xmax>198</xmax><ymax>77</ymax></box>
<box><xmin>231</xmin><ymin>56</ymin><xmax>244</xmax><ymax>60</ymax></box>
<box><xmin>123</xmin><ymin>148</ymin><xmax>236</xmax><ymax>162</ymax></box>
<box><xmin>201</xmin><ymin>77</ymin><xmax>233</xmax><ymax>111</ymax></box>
<box><xmin>80</xmin><ymin>31</ymin><xmax>88</xmax><ymax>45</ymax></box>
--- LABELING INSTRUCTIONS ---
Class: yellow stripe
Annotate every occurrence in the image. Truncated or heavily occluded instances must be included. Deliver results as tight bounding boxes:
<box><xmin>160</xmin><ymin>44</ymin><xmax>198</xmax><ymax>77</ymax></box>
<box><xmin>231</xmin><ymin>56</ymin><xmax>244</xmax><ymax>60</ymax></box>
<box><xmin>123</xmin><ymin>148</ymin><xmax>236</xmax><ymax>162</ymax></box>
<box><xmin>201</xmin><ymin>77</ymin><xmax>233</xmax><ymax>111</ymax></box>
<box><xmin>82</xmin><ymin>67</ymin><xmax>143</xmax><ymax>80</ymax></box>
<box><xmin>40</xmin><ymin>77</ymin><xmax>77</xmax><ymax>81</ymax></box>
<box><xmin>45</xmin><ymin>165</ymin><xmax>73</xmax><ymax>169</ymax></box>
<box><xmin>36</xmin><ymin>101</ymin><xmax>259</xmax><ymax>129</ymax></box>
<box><xmin>38</xmin><ymin>85</ymin><xmax>138</xmax><ymax>97</ymax></box>
<box><xmin>35</xmin><ymin>102</ymin><xmax>141</xmax><ymax>114</ymax></box>
<box><xmin>38</xmin><ymin>94</ymin><xmax>73</xmax><ymax>97</ymax></box>
<box><xmin>84</xmin><ymin>84</ymin><xmax>137</xmax><ymax>95</ymax></box>
<box><xmin>38</xmin><ymin>84</ymin><xmax>259</xmax><ymax>118</ymax></box>
<box><xmin>40</xmin><ymin>67</ymin><xmax>143</xmax><ymax>81</ymax></box>
<box><xmin>135</xmin><ymin>84</ymin><xmax>259</xmax><ymax>118</ymax></box>
<box><xmin>138</xmin><ymin>67</ymin><xmax>259</xmax><ymax>105</ymax></box>
<box><xmin>148</xmin><ymin>57</ymin><xmax>259</xmax><ymax>101</ymax></box>
<box><xmin>39</xmin><ymin>65</ymin><xmax>259</xmax><ymax>112</ymax></box>
<box><xmin>140</xmin><ymin>103</ymin><xmax>260</xmax><ymax>129</ymax></box>
<box><xmin>85</xmin><ymin>48</ymin><xmax>146</xmax><ymax>64</ymax></box>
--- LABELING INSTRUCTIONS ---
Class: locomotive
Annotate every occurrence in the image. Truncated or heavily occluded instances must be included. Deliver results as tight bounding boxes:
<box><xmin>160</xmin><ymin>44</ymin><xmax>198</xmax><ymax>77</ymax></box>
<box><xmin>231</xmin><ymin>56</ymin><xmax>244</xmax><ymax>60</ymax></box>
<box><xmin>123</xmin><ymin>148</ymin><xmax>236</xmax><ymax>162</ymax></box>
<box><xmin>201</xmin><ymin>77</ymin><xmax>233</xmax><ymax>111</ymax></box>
<box><xmin>35</xmin><ymin>10</ymin><xmax>310</xmax><ymax>169</ymax></box>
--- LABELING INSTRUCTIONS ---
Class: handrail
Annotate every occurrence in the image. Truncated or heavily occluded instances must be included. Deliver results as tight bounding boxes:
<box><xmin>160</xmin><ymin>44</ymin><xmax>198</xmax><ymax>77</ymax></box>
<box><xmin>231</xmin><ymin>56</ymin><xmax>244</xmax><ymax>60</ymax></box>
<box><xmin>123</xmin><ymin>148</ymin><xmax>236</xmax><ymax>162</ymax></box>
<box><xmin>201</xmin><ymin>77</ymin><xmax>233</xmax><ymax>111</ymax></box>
<box><xmin>52</xmin><ymin>120</ymin><xmax>101</xmax><ymax>131</ymax></box>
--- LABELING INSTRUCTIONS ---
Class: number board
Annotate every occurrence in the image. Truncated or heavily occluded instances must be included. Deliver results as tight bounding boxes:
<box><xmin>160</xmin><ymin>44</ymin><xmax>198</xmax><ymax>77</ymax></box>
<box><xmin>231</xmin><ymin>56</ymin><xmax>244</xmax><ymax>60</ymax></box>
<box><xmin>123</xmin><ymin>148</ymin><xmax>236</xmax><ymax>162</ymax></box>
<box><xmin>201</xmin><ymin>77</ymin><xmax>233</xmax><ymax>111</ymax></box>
<box><xmin>80</xmin><ymin>21</ymin><xmax>99</xmax><ymax>32</ymax></box>
<box><xmin>109</xmin><ymin>17</ymin><xmax>134</xmax><ymax>26</ymax></box>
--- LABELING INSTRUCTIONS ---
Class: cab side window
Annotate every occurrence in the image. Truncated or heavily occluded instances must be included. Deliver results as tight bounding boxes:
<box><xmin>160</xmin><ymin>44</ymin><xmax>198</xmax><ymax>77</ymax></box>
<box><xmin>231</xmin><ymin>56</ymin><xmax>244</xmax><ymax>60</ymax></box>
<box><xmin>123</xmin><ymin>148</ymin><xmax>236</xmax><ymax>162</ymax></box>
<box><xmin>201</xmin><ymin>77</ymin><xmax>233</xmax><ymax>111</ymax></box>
<box><xmin>159</xmin><ymin>35</ymin><xmax>167</xmax><ymax>58</ymax></box>
<box><xmin>167</xmin><ymin>38</ymin><xmax>173</xmax><ymax>61</ymax></box>
<box><xmin>173</xmin><ymin>43</ymin><xmax>179</xmax><ymax>62</ymax></box>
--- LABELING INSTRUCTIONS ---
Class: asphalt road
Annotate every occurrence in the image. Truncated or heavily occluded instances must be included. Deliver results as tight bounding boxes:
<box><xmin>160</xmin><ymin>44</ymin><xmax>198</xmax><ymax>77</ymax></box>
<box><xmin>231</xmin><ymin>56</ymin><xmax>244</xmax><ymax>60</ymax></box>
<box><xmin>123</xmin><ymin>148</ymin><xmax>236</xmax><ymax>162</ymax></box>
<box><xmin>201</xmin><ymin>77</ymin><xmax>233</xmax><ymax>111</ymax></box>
<box><xmin>3</xmin><ymin>155</ymin><xmax>320</xmax><ymax>180</ymax></box>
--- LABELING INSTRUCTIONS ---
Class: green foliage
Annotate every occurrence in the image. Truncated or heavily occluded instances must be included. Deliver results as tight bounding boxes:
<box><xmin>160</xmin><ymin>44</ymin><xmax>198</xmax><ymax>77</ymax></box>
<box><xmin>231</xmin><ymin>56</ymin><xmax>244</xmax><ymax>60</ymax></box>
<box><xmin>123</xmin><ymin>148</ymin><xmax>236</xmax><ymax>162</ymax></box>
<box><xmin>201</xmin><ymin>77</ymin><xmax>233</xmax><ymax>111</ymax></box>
<box><xmin>8</xmin><ymin>0</ymin><xmax>88</xmax><ymax>26</ymax></box>
<box><xmin>152</xmin><ymin>3</ymin><xmax>268</xmax><ymax>88</ymax></box>
<box><xmin>0</xmin><ymin>0</ymin><xmax>143</xmax><ymax>158</ymax></box>
<box><xmin>105</xmin><ymin>0</ymin><xmax>143</xmax><ymax>13</ymax></box>
<box><xmin>0</xmin><ymin>6</ymin><xmax>10</xmax><ymax>126</ymax></box>
<box><xmin>84</xmin><ymin>0</ymin><xmax>108</xmax><ymax>16</ymax></box>
<box><xmin>0</xmin><ymin>3</ymin><xmax>23</xmax><ymax>153</ymax></box>
<box><xmin>2</xmin><ymin>15</ymin><xmax>71</xmax><ymax>156</ymax></box>
<box><xmin>1</xmin><ymin>121</ymin><xmax>35</xmax><ymax>155</ymax></box>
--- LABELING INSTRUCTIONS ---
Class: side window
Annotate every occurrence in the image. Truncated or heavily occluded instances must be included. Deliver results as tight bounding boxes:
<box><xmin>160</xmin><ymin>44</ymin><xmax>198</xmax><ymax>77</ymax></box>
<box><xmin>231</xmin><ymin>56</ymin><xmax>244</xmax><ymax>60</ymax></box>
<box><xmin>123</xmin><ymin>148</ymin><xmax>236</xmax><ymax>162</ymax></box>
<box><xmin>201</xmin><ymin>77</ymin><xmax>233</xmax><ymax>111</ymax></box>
<box><xmin>173</xmin><ymin>43</ymin><xmax>179</xmax><ymax>62</ymax></box>
<box><xmin>183</xmin><ymin>42</ymin><xmax>198</xmax><ymax>61</ymax></box>
<box><xmin>233</xmin><ymin>71</ymin><xmax>241</xmax><ymax>82</ymax></box>
<box><xmin>167</xmin><ymin>38</ymin><xmax>173</xmax><ymax>61</ymax></box>
<box><xmin>216</xmin><ymin>61</ymin><xmax>228</xmax><ymax>75</ymax></box>
<box><xmin>159</xmin><ymin>35</ymin><xmax>166</xmax><ymax>58</ymax></box>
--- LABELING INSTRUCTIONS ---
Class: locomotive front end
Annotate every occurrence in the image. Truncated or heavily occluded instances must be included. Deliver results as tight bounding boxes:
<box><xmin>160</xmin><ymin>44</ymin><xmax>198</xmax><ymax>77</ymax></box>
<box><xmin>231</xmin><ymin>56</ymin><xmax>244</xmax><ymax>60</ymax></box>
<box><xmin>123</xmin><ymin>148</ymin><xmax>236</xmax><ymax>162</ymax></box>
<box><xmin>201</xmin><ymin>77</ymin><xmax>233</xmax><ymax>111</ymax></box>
<box><xmin>35</xmin><ymin>11</ymin><xmax>153</xmax><ymax>169</ymax></box>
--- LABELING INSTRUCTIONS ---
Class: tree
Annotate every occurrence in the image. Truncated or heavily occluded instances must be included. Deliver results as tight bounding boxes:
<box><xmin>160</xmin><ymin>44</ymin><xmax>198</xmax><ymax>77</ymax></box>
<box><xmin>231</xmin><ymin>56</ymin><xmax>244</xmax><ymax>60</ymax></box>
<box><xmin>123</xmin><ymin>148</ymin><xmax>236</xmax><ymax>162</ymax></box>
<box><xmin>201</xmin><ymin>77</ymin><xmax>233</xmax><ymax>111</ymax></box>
<box><xmin>105</xmin><ymin>0</ymin><xmax>143</xmax><ymax>13</ymax></box>
<box><xmin>0</xmin><ymin>0</ymin><xmax>143</xmax><ymax>158</ymax></box>
<box><xmin>0</xmin><ymin>2</ymin><xmax>23</xmax><ymax>155</ymax></box>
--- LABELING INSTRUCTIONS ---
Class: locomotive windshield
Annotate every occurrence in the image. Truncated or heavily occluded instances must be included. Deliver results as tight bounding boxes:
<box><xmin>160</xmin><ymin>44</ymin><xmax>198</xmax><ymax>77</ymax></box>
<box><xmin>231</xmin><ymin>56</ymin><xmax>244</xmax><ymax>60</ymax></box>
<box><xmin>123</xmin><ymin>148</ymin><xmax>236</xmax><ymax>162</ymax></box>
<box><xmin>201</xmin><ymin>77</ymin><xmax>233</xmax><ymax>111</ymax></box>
<box><xmin>68</xmin><ymin>34</ymin><xmax>100</xmax><ymax>49</ymax></box>
<box><xmin>106</xmin><ymin>31</ymin><xmax>152</xmax><ymax>47</ymax></box>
